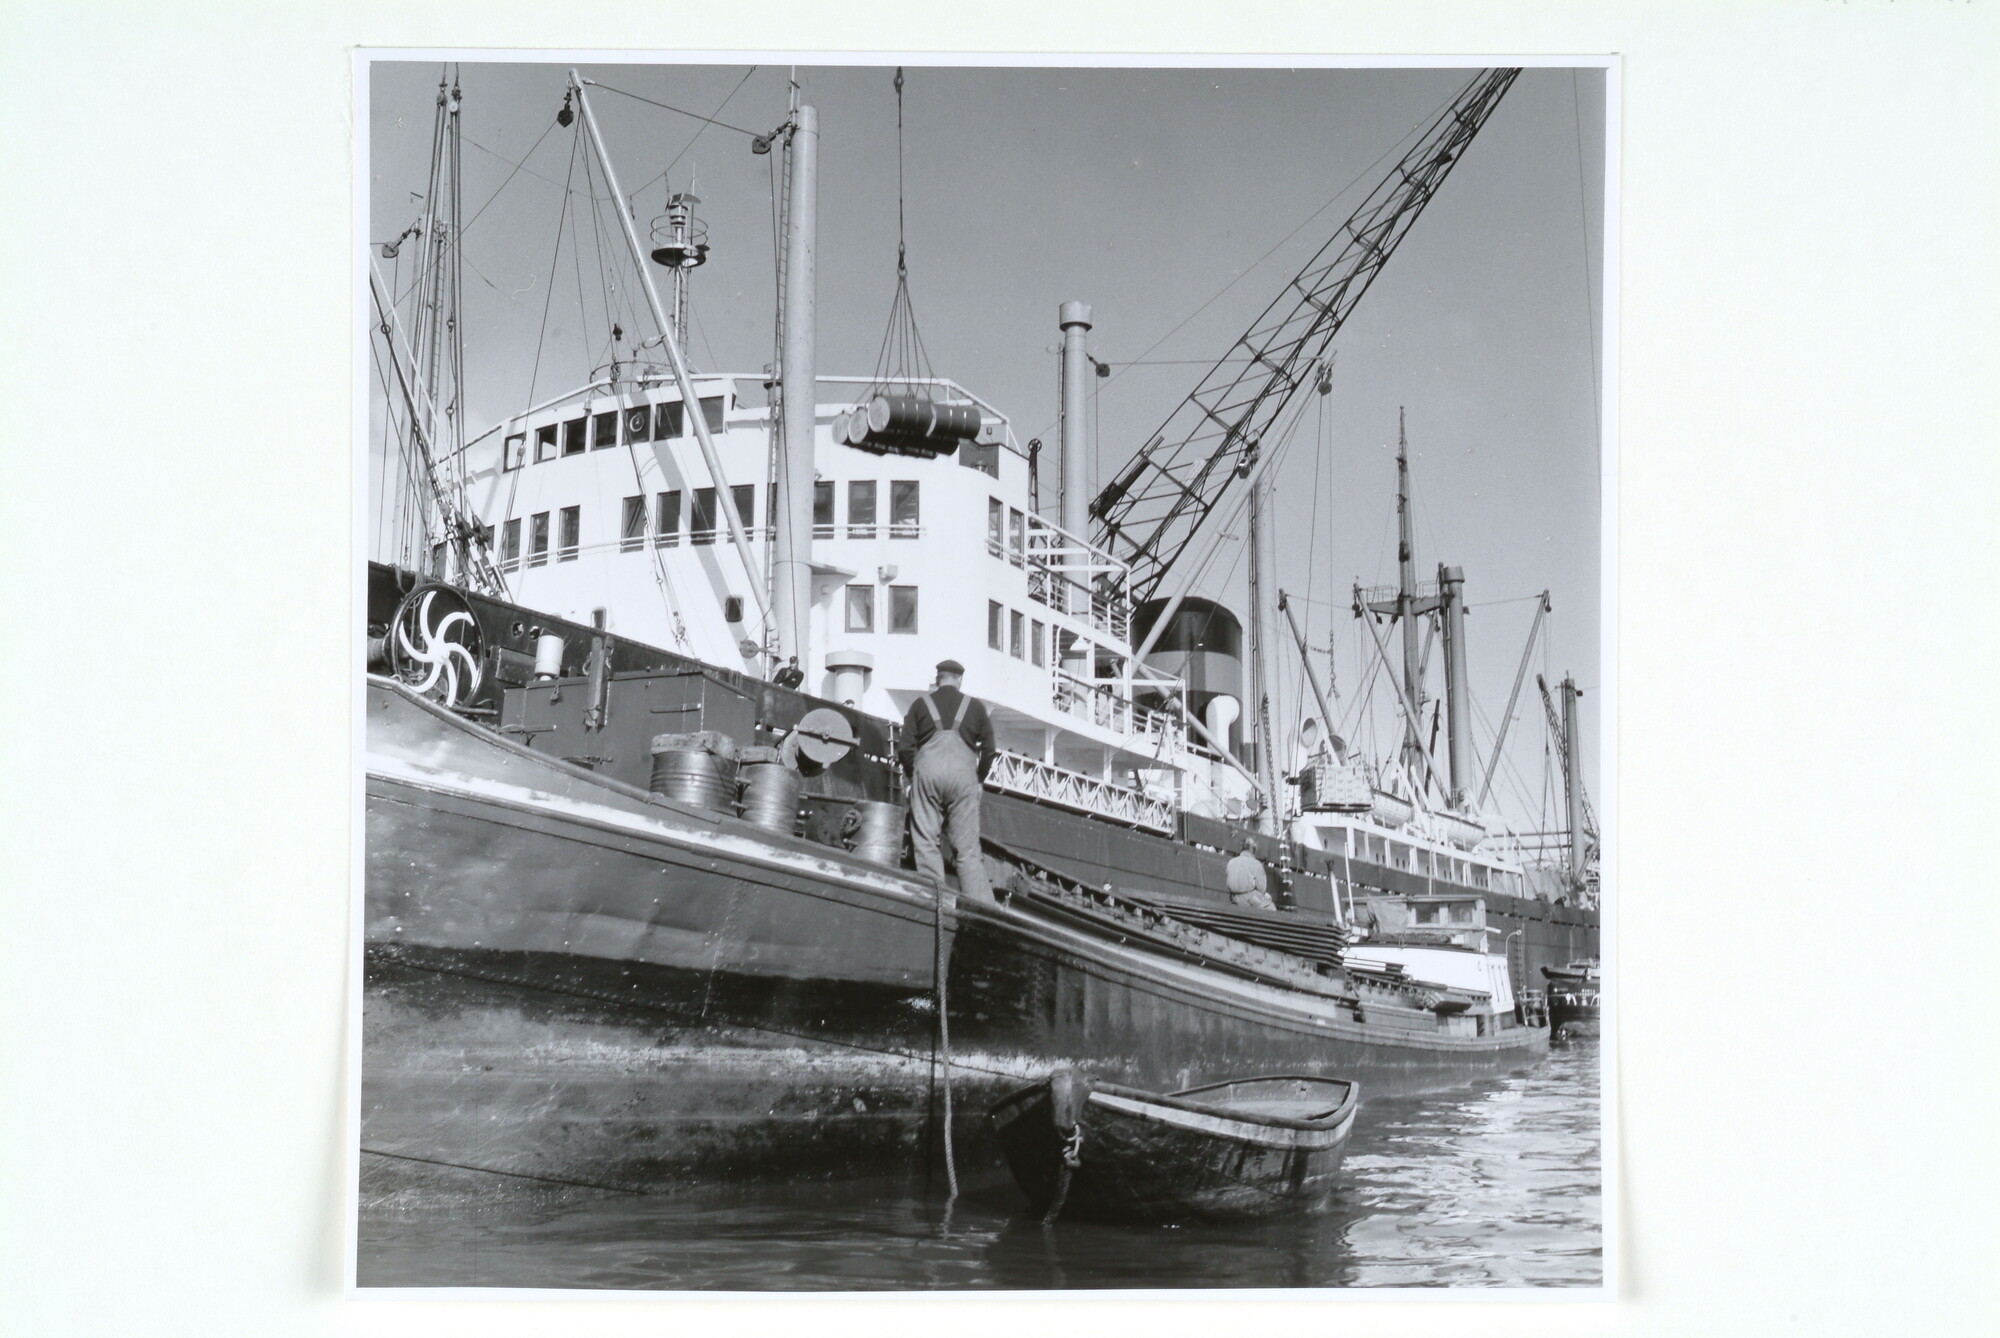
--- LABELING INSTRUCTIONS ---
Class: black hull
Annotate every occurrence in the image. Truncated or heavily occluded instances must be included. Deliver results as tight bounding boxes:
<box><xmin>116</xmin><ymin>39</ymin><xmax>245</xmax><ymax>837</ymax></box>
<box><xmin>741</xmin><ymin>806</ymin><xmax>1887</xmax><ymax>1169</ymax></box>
<box><xmin>363</xmin><ymin>678</ymin><xmax>1549</xmax><ymax>1197</ymax></box>
<box><xmin>1542</xmin><ymin>966</ymin><xmax>1603</xmax><ymax>1037</ymax></box>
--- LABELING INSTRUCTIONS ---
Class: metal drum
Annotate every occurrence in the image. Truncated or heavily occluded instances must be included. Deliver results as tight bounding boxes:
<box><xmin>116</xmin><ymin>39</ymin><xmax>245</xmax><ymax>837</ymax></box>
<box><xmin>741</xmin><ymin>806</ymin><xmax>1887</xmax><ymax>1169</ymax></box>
<box><xmin>649</xmin><ymin>748</ymin><xmax>738</xmax><ymax>812</ymax></box>
<box><xmin>739</xmin><ymin>762</ymin><xmax>804</xmax><ymax>834</ymax></box>
<box><xmin>845</xmin><ymin>800</ymin><xmax>908</xmax><ymax>868</ymax></box>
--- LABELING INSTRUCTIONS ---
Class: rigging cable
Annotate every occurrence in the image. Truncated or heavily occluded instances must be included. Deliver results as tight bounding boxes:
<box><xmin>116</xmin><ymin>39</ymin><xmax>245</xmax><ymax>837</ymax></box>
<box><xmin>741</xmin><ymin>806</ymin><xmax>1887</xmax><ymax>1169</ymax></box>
<box><xmin>863</xmin><ymin>68</ymin><xmax>938</xmax><ymax>401</ymax></box>
<box><xmin>589</xmin><ymin>80</ymin><xmax>765</xmax><ymax>140</ymax></box>
<box><xmin>628</xmin><ymin>66</ymin><xmax>758</xmax><ymax>202</ymax></box>
<box><xmin>526</xmin><ymin>130</ymin><xmax>581</xmax><ymax>408</ymax></box>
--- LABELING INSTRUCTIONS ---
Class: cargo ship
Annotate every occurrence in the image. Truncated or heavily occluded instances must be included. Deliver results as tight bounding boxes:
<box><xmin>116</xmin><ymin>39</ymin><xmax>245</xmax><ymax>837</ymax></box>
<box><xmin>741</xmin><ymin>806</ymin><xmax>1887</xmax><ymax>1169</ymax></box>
<box><xmin>359</xmin><ymin>63</ymin><xmax>1599</xmax><ymax>1198</ymax></box>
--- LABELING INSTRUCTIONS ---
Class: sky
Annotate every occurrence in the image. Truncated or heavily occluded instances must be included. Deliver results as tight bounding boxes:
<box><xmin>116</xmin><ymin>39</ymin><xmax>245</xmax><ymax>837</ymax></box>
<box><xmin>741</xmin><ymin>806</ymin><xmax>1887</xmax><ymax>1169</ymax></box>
<box><xmin>366</xmin><ymin>58</ymin><xmax>1606</xmax><ymax>831</ymax></box>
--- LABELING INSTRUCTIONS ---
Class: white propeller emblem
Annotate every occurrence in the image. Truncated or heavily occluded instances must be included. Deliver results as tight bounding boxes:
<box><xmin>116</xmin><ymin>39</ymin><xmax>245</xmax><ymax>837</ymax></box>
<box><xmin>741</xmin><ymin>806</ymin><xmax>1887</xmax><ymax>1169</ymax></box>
<box><xmin>393</xmin><ymin>589</ymin><xmax>483</xmax><ymax>705</ymax></box>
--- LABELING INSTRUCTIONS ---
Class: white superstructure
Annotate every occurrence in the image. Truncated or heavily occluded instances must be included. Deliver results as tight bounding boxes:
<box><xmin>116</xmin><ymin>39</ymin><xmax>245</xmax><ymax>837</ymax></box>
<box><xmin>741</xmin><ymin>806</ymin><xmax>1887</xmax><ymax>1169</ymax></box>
<box><xmin>445</xmin><ymin>370</ymin><xmax>1255</xmax><ymax>831</ymax></box>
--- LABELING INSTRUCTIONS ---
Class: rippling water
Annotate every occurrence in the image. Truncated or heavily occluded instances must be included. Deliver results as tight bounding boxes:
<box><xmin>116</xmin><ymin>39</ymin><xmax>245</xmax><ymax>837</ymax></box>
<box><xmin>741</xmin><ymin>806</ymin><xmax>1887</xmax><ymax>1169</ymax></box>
<box><xmin>359</xmin><ymin>1038</ymin><xmax>1601</xmax><ymax>1291</ymax></box>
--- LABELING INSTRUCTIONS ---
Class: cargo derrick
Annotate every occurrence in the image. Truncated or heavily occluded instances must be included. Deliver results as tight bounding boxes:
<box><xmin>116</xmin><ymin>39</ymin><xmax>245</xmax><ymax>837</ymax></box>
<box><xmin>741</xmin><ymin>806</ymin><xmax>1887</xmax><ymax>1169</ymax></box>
<box><xmin>1088</xmin><ymin>68</ymin><xmax>1520</xmax><ymax>609</ymax></box>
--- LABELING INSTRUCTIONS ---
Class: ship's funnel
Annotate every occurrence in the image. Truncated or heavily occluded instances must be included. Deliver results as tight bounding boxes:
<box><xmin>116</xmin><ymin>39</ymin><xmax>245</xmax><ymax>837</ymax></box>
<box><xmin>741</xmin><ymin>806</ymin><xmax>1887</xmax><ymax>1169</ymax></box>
<box><xmin>1133</xmin><ymin>596</ymin><xmax>1246</xmax><ymax>758</ymax></box>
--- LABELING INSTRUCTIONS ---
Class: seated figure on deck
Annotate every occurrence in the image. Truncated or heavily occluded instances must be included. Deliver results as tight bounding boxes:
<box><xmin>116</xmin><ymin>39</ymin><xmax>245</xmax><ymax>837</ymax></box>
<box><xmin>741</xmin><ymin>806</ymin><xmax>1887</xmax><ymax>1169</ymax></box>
<box><xmin>1226</xmin><ymin>838</ymin><xmax>1276</xmax><ymax>911</ymax></box>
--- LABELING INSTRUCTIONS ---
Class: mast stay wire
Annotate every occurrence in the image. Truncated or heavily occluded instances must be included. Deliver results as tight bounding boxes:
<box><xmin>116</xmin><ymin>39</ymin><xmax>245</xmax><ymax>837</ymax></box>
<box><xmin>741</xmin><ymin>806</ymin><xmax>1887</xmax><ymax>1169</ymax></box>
<box><xmin>625</xmin><ymin>66</ymin><xmax>759</xmax><ymax>204</ymax></box>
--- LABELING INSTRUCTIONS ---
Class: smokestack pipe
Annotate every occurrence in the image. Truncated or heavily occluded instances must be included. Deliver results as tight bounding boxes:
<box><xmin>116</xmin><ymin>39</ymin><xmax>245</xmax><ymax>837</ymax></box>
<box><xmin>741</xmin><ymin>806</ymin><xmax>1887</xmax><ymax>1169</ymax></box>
<box><xmin>1439</xmin><ymin>563</ymin><xmax>1471</xmax><ymax>810</ymax></box>
<box><xmin>1059</xmin><ymin>301</ymin><xmax>1093</xmax><ymax>537</ymax></box>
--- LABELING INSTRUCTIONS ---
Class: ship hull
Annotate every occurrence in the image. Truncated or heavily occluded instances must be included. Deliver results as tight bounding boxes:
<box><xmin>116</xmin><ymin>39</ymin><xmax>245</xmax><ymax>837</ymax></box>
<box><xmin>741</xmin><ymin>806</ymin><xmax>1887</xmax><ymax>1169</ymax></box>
<box><xmin>361</xmin><ymin>680</ymin><xmax>1547</xmax><ymax>1196</ymax></box>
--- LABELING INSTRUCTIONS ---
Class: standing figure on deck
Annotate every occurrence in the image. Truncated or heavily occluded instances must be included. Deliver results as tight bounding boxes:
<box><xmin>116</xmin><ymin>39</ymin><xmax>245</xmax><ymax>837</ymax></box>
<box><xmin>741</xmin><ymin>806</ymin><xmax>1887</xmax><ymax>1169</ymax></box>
<box><xmin>898</xmin><ymin>659</ymin><xmax>997</xmax><ymax>903</ymax></box>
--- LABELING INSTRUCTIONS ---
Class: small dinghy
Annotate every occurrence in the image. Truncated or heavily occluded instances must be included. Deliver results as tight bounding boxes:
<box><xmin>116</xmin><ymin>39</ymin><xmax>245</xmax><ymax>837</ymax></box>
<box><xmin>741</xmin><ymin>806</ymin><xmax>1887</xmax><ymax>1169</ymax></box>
<box><xmin>989</xmin><ymin>1069</ymin><xmax>1360</xmax><ymax>1224</ymax></box>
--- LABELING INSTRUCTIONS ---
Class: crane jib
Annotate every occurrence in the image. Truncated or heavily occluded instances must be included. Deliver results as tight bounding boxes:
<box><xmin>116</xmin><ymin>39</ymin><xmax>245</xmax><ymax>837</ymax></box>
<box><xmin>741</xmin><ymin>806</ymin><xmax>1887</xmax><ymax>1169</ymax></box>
<box><xmin>1090</xmin><ymin>68</ymin><xmax>1522</xmax><ymax>606</ymax></box>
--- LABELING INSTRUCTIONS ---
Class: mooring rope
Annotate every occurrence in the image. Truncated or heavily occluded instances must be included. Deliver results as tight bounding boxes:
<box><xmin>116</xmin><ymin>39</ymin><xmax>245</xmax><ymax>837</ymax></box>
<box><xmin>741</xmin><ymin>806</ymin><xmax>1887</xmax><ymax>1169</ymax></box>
<box><xmin>933</xmin><ymin>874</ymin><xmax>959</xmax><ymax>1202</ymax></box>
<box><xmin>1041</xmin><ymin>1122</ymin><xmax>1084</xmax><ymax>1227</ymax></box>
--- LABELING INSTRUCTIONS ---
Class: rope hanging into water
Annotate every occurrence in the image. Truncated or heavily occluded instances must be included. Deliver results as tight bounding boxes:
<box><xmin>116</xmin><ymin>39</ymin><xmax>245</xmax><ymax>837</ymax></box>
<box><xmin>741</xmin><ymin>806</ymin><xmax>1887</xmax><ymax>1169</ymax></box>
<box><xmin>933</xmin><ymin>872</ymin><xmax>959</xmax><ymax>1202</ymax></box>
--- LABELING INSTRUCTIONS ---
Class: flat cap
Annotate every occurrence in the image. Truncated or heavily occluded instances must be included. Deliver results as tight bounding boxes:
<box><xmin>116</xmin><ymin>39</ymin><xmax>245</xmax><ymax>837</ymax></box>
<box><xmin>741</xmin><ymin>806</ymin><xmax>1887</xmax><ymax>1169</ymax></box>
<box><xmin>935</xmin><ymin>658</ymin><xmax>965</xmax><ymax>677</ymax></box>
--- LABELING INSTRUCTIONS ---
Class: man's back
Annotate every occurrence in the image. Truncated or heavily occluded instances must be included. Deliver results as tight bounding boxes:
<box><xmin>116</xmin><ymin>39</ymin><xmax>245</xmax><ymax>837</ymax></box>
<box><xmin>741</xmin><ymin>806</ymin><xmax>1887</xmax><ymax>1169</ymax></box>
<box><xmin>899</xmin><ymin>684</ymin><xmax>996</xmax><ymax>778</ymax></box>
<box><xmin>1226</xmin><ymin>849</ymin><xmax>1267</xmax><ymax>895</ymax></box>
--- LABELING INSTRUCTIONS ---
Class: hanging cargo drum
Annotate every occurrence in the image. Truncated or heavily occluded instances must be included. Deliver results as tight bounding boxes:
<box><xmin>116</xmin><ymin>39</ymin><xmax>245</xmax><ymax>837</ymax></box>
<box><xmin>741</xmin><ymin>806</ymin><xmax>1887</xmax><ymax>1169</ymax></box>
<box><xmin>839</xmin><ymin>393</ymin><xmax>981</xmax><ymax>458</ymax></box>
<box><xmin>649</xmin><ymin>732</ymin><xmax>740</xmax><ymax>812</ymax></box>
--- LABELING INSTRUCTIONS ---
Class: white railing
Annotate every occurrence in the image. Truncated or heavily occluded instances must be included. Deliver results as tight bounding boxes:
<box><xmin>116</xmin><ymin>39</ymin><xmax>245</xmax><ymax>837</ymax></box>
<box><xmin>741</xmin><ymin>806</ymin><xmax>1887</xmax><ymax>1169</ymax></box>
<box><xmin>1050</xmin><ymin>669</ymin><xmax>1183</xmax><ymax>750</ymax></box>
<box><xmin>1357</xmin><ymin>580</ymin><xmax>1441</xmax><ymax>607</ymax></box>
<box><xmin>1024</xmin><ymin>513</ymin><xmax>1133</xmax><ymax>644</ymax></box>
<box><xmin>986</xmin><ymin>751</ymin><xmax>1175</xmax><ymax>834</ymax></box>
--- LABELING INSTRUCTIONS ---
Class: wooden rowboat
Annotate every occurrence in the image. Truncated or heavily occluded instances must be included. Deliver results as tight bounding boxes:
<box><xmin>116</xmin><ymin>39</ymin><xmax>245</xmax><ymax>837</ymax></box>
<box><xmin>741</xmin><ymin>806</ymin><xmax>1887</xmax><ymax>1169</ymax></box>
<box><xmin>989</xmin><ymin>1069</ymin><xmax>1360</xmax><ymax>1224</ymax></box>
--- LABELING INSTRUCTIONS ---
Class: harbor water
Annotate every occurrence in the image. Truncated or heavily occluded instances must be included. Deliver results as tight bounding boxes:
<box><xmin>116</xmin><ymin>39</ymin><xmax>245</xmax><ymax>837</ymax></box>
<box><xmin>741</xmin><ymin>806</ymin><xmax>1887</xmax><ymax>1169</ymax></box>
<box><xmin>358</xmin><ymin>1037</ymin><xmax>1600</xmax><ymax>1290</ymax></box>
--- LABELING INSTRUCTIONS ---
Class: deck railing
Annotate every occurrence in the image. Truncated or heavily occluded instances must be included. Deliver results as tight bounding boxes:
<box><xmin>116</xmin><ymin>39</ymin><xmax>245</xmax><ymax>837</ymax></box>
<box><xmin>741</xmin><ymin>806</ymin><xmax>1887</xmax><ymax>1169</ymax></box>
<box><xmin>1049</xmin><ymin>669</ymin><xmax>1182</xmax><ymax>750</ymax></box>
<box><xmin>1024</xmin><ymin>515</ymin><xmax>1133</xmax><ymax>643</ymax></box>
<box><xmin>986</xmin><ymin>751</ymin><xmax>1175</xmax><ymax>834</ymax></box>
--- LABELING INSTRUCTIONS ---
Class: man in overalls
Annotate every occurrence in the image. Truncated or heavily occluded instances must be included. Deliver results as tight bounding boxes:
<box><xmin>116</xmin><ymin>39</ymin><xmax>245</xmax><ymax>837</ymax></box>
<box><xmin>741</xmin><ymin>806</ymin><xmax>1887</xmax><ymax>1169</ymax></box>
<box><xmin>898</xmin><ymin>659</ymin><xmax>997</xmax><ymax>903</ymax></box>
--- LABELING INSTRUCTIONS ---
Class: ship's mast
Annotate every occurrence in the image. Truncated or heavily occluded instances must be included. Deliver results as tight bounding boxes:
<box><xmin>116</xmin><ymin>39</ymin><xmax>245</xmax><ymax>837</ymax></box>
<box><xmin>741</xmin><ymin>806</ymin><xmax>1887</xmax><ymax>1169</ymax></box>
<box><xmin>771</xmin><ymin>104</ymin><xmax>819</xmax><ymax>667</ymax></box>
<box><xmin>1247</xmin><ymin>471</ymin><xmax>1281</xmax><ymax>834</ymax></box>
<box><xmin>1561</xmin><ymin>673</ymin><xmax>1586</xmax><ymax>883</ymax></box>
<box><xmin>1394</xmin><ymin>419</ymin><xmax>1424</xmax><ymax>781</ymax></box>
<box><xmin>1361</xmin><ymin>410</ymin><xmax>1446</xmax><ymax>796</ymax></box>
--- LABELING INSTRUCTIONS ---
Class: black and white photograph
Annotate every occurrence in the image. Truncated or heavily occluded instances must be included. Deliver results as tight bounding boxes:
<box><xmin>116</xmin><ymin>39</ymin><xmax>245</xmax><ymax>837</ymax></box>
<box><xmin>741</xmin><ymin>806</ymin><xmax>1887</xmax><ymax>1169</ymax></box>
<box><xmin>5</xmin><ymin>4</ymin><xmax>1995</xmax><ymax>1333</ymax></box>
<box><xmin>356</xmin><ymin>55</ymin><xmax>1610</xmax><ymax>1292</ymax></box>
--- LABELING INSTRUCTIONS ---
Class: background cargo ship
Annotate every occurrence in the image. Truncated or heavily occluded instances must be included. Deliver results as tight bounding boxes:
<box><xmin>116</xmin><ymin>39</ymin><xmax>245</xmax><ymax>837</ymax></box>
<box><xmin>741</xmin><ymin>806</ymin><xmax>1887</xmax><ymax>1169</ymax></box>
<box><xmin>360</xmin><ymin>62</ymin><xmax>1601</xmax><ymax>1198</ymax></box>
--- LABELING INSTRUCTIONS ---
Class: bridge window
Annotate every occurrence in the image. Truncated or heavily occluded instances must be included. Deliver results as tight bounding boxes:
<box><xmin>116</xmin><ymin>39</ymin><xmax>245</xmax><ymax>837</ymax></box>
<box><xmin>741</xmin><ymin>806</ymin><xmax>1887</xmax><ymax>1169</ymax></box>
<box><xmin>623</xmin><ymin>402</ymin><xmax>651</xmax><ymax>443</ymax></box>
<box><xmin>690</xmin><ymin>488</ymin><xmax>717</xmax><ymax>545</ymax></box>
<box><xmin>535</xmin><ymin>424</ymin><xmax>558</xmax><ymax>463</ymax></box>
<box><xmin>500</xmin><ymin>518</ymin><xmax>521</xmax><ymax>571</ymax></box>
<box><xmin>844</xmin><ymin>584</ymin><xmax>874</xmax><ymax>633</ymax></box>
<box><xmin>620</xmin><ymin>496</ymin><xmax>646</xmax><ymax>553</ymax></box>
<box><xmin>814</xmin><ymin>481</ymin><xmax>835</xmax><ymax>538</ymax></box>
<box><xmin>731</xmin><ymin>484</ymin><xmax>756</xmax><ymax>531</ymax></box>
<box><xmin>988</xmin><ymin>498</ymin><xmax>1004</xmax><ymax>557</ymax></box>
<box><xmin>889</xmin><ymin>585</ymin><xmax>919</xmax><ymax>634</ymax></box>
<box><xmin>557</xmin><ymin>506</ymin><xmax>580</xmax><ymax>561</ymax></box>
<box><xmin>1009</xmin><ymin>608</ymin><xmax>1025</xmax><ymax>659</ymax></box>
<box><xmin>503</xmin><ymin>433</ymin><xmax>526</xmax><ymax>471</ymax></box>
<box><xmin>528</xmin><ymin>511</ymin><xmax>549</xmax><ymax>567</ymax></box>
<box><xmin>700</xmin><ymin>395</ymin><xmax>726</xmax><ymax>433</ymax></box>
<box><xmin>988</xmin><ymin>601</ymin><xmax>1004</xmax><ymax>651</ymax></box>
<box><xmin>655</xmin><ymin>490</ymin><xmax>681</xmax><ymax>547</ymax></box>
<box><xmin>562</xmin><ymin>417</ymin><xmax>587</xmax><ymax>456</ymax></box>
<box><xmin>654</xmin><ymin>401</ymin><xmax>684</xmax><ymax>440</ymax></box>
<box><xmin>890</xmin><ymin>480</ymin><xmax>920</xmax><ymax>537</ymax></box>
<box><xmin>1009</xmin><ymin>507</ymin><xmax>1025</xmax><ymax>566</ymax></box>
<box><xmin>848</xmin><ymin>480</ymin><xmax>877</xmax><ymax>538</ymax></box>
<box><xmin>592</xmin><ymin>410</ymin><xmax>618</xmax><ymax>449</ymax></box>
